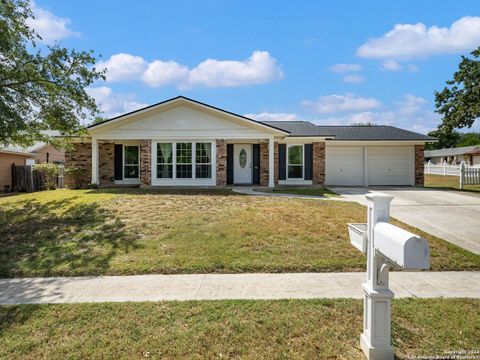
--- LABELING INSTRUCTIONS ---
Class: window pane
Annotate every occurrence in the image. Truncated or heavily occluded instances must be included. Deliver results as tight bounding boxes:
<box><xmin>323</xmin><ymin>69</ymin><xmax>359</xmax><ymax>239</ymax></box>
<box><xmin>196</xmin><ymin>143</ymin><xmax>211</xmax><ymax>164</ymax></box>
<box><xmin>176</xmin><ymin>164</ymin><xmax>192</xmax><ymax>178</ymax></box>
<box><xmin>176</xmin><ymin>143</ymin><xmax>192</xmax><ymax>164</ymax></box>
<box><xmin>124</xmin><ymin>146</ymin><xmax>139</xmax><ymax>165</ymax></box>
<box><xmin>288</xmin><ymin>165</ymin><xmax>303</xmax><ymax>179</ymax></box>
<box><xmin>157</xmin><ymin>143</ymin><xmax>172</xmax><ymax>163</ymax></box>
<box><xmin>157</xmin><ymin>164</ymin><xmax>173</xmax><ymax>178</ymax></box>
<box><xmin>195</xmin><ymin>164</ymin><xmax>211</xmax><ymax>179</ymax></box>
<box><xmin>124</xmin><ymin>165</ymin><xmax>139</xmax><ymax>178</ymax></box>
<box><xmin>288</xmin><ymin>145</ymin><xmax>302</xmax><ymax>165</ymax></box>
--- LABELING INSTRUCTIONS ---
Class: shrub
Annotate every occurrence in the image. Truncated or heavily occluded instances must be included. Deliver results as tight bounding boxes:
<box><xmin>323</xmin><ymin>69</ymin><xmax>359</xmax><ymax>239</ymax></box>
<box><xmin>34</xmin><ymin>163</ymin><xmax>60</xmax><ymax>190</ymax></box>
<box><xmin>64</xmin><ymin>166</ymin><xmax>86</xmax><ymax>189</ymax></box>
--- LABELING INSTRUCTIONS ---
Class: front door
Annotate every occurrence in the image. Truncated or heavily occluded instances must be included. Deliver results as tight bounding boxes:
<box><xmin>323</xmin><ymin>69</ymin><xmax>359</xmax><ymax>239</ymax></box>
<box><xmin>233</xmin><ymin>144</ymin><xmax>252</xmax><ymax>184</ymax></box>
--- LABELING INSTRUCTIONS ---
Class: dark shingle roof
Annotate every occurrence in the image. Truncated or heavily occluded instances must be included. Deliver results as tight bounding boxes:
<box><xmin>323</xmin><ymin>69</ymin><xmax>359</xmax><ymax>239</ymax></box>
<box><xmin>315</xmin><ymin>126</ymin><xmax>436</xmax><ymax>141</ymax></box>
<box><xmin>260</xmin><ymin>121</ymin><xmax>335</xmax><ymax>137</ymax></box>
<box><xmin>261</xmin><ymin>122</ymin><xmax>436</xmax><ymax>141</ymax></box>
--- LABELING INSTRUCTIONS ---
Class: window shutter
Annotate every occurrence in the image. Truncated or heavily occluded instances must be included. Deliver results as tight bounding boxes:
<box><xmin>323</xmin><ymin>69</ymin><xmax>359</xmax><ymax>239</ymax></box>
<box><xmin>114</xmin><ymin>144</ymin><xmax>123</xmax><ymax>180</ymax></box>
<box><xmin>227</xmin><ymin>144</ymin><xmax>234</xmax><ymax>185</ymax></box>
<box><xmin>252</xmin><ymin>144</ymin><xmax>260</xmax><ymax>185</ymax></box>
<box><xmin>304</xmin><ymin>144</ymin><xmax>313</xmax><ymax>181</ymax></box>
<box><xmin>278</xmin><ymin>144</ymin><xmax>286</xmax><ymax>180</ymax></box>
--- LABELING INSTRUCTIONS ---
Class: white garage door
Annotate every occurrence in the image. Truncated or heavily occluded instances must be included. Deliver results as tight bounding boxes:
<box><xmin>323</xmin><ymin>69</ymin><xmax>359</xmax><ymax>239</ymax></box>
<box><xmin>367</xmin><ymin>147</ymin><xmax>413</xmax><ymax>186</ymax></box>
<box><xmin>325</xmin><ymin>147</ymin><xmax>365</xmax><ymax>186</ymax></box>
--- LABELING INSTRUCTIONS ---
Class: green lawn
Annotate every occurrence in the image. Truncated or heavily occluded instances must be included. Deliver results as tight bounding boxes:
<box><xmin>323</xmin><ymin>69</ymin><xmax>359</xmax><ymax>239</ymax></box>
<box><xmin>1</xmin><ymin>188</ymin><xmax>480</xmax><ymax>277</ymax></box>
<box><xmin>0</xmin><ymin>299</ymin><xmax>478</xmax><ymax>359</ymax></box>
<box><xmin>425</xmin><ymin>174</ymin><xmax>480</xmax><ymax>192</ymax></box>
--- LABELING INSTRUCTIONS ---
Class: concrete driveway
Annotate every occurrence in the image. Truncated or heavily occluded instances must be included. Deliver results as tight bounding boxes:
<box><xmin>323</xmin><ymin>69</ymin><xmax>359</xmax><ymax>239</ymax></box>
<box><xmin>328</xmin><ymin>186</ymin><xmax>480</xmax><ymax>255</ymax></box>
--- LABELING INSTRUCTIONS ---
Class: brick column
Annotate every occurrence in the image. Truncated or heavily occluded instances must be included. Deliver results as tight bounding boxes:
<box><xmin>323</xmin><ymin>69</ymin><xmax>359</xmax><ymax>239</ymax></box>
<box><xmin>313</xmin><ymin>142</ymin><xmax>325</xmax><ymax>185</ymax></box>
<box><xmin>415</xmin><ymin>145</ymin><xmax>424</xmax><ymax>186</ymax></box>
<box><xmin>216</xmin><ymin>139</ymin><xmax>227</xmax><ymax>186</ymax></box>
<box><xmin>140</xmin><ymin>140</ymin><xmax>151</xmax><ymax>186</ymax></box>
<box><xmin>99</xmin><ymin>143</ymin><xmax>114</xmax><ymax>186</ymax></box>
<box><xmin>64</xmin><ymin>142</ymin><xmax>92</xmax><ymax>188</ymax></box>
<box><xmin>260</xmin><ymin>143</ymin><xmax>269</xmax><ymax>186</ymax></box>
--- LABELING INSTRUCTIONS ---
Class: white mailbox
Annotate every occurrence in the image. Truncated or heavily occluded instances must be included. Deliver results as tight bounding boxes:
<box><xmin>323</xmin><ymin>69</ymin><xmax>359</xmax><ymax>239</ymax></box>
<box><xmin>374</xmin><ymin>222</ymin><xmax>430</xmax><ymax>270</ymax></box>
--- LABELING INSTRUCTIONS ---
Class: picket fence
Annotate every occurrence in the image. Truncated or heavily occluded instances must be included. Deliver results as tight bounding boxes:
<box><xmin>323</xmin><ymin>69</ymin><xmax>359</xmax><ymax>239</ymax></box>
<box><xmin>424</xmin><ymin>161</ymin><xmax>480</xmax><ymax>189</ymax></box>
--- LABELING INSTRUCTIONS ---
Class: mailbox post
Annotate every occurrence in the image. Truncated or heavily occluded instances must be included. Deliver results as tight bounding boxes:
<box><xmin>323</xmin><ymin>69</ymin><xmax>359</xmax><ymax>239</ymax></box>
<box><xmin>361</xmin><ymin>193</ymin><xmax>395</xmax><ymax>360</ymax></box>
<box><xmin>351</xmin><ymin>193</ymin><xmax>430</xmax><ymax>360</ymax></box>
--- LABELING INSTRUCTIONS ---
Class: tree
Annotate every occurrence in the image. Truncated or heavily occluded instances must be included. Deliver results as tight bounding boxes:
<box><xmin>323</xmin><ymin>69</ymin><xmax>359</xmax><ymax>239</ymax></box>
<box><xmin>0</xmin><ymin>0</ymin><xmax>105</xmax><ymax>146</ymax></box>
<box><xmin>435</xmin><ymin>47</ymin><xmax>480</xmax><ymax>132</ymax></box>
<box><xmin>457</xmin><ymin>132</ymin><xmax>480</xmax><ymax>147</ymax></box>
<box><xmin>425</xmin><ymin>128</ymin><xmax>460</xmax><ymax>150</ymax></box>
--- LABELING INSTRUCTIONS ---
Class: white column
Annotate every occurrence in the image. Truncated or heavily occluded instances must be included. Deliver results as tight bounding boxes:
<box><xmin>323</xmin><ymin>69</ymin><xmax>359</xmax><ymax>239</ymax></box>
<box><xmin>361</xmin><ymin>193</ymin><xmax>394</xmax><ymax>360</ymax></box>
<box><xmin>268</xmin><ymin>136</ymin><xmax>275</xmax><ymax>188</ymax></box>
<box><xmin>91</xmin><ymin>137</ymin><xmax>99</xmax><ymax>185</ymax></box>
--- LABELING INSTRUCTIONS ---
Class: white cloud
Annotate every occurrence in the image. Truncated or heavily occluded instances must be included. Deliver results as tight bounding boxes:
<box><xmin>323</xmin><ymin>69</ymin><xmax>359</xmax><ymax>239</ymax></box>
<box><xmin>187</xmin><ymin>51</ymin><xmax>283</xmax><ymax>88</ymax></box>
<box><xmin>97</xmin><ymin>53</ymin><xmax>147</xmax><ymax>82</ymax></box>
<box><xmin>329</xmin><ymin>63</ymin><xmax>362</xmax><ymax>73</ymax></box>
<box><xmin>142</xmin><ymin>60</ymin><xmax>190</xmax><ymax>87</ymax></box>
<box><xmin>101</xmin><ymin>50</ymin><xmax>283</xmax><ymax>89</ymax></box>
<box><xmin>357</xmin><ymin>16</ymin><xmax>480</xmax><ymax>60</ymax></box>
<box><xmin>301</xmin><ymin>93</ymin><xmax>382</xmax><ymax>114</ymax></box>
<box><xmin>381</xmin><ymin>60</ymin><xmax>420</xmax><ymax>72</ymax></box>
<box><xmin>244</xmin><ymin>112</ymin><xmax>300</xmax><ymax>122</ymax></box>
<box><xmin>26</xmin><ymin>2</ymin><xmax>79</xmax><ymax>43</ymax></box>
<box><xmin>381</xmin><ymin>60</ymin><xmax>403</xmax><ymax>71</ymax></box>
<box><xmin>312</xmin><ymin>94</ymin><xmax>439</xmax><ymax>134</ymax></box>
<box><xmin>342</xmin><ymin>74</ymin><xmax>365</xmax><ymax>83</ymax></box>
<box><xmin>87</xmin><ymin>86</ymin><xmax>148</xmax><ymax>119</ymax></box>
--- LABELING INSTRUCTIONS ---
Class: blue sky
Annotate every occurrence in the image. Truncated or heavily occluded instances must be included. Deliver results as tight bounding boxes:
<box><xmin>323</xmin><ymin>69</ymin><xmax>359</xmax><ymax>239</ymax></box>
<box><xmin>29</xmin><ymin>0</ymin><xmax>480</xmax><ymax>133</ymax></box>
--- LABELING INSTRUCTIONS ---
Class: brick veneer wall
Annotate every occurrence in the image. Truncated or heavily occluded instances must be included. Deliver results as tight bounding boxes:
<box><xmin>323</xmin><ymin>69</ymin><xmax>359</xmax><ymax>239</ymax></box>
<box><xmin>64</xmin><ymin>142</ymin><xmax>92</xmax><ymax>188</ymax></box>
<box><xmin>140</xmin><ymin>140</ymin><xmax>151</xmax><ymax>186</ymax></box>
<box><xmin>312</xmin><ymin>142</ymin><xmax>325</xmax><ymax>185</ymax></box>
<box><xmin>99</xmin><ymin>143</ymin><xmax>114</xmax><ymax>186</ymax></box>
<box><xmin>216</xmin><ymin>139</ymin><xmax>227</xmax><ymax>186</ymax></box>
<box><xmin>415</xmin><ymin>145</ymin><xmax>424</xmax><ymax>186</ymax></box>
<box><xmin>259</xmin><ymin>143</ymin><xmax>269</xmax><ymax>186</ymax></box>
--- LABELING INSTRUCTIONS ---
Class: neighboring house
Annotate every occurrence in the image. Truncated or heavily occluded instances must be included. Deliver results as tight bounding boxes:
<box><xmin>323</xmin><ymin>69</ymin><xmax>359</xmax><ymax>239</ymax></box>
<box><xmin>424</xmin><ymin>145</ymin><xmax>480</xmax><ymax>166</ymax></box>
<box><xmin>0</xmin><ymin>143</ymin><xmax>65</xmax><ymax>190</ymax></box>
<box><xmin>65</xmin><ymin>96</ymin><xmax>435</xmax><ymax>188</ymax></box>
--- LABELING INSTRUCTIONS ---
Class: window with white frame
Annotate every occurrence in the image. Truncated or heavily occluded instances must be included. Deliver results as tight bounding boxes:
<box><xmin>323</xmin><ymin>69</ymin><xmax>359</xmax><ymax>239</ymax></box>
<box><xmin>124</xmin><ymin>146</ymin><xmax>139</xmax><ymax>178</ymax></box>
<box><xmin>157</xmin><ymin>143</ymin><xmax>173</xmax><ymax>178</ymax></box>
<box><xmin>176</xmin><ymin>143</ymin><xmax>193</xmax><ymax>178</ymax></box>
<box><xmin>287</xmin><ymin>145</ymin><xmax>303</xmax><ymax>179</ymax></box>
<box><xmin>195</xmin><ymin>142</ymin><xmax>212</xmax><ymax>178</ymax></box>
<box><xmin>155</xmin><ymin>142</ymin><xmax>213</xmax><ymax>180</ymax></box>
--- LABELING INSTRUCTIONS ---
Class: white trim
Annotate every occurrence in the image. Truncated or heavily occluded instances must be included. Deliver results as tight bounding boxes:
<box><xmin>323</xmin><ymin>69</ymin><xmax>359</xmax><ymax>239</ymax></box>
<box><xmin>268</xmin><ymin>136</ymin><xmax>274</xmax><ymax>188</ymax></box>
<box><xmin>89</xmin><ymin>97</ymin><xmax>289</xmax><ymax>136</ymax></box>
<box><xmin>122</xmin><ymin>145</ymin><xmax>140</xmax><ymax>180</ymax></box>
<box><xmin>286</xmin><ymin>144</ymin><xmax>305</xmax><ymax>181</ymax></box>
<box><xmin>91</xmin><ymin>137</ymin><xmax>99</xmax><ymax>185</ymax></box>
<box><xmin>151</xmin><ymin>140</ymin><xmax>216</xmax><ymax>186</ymax></box>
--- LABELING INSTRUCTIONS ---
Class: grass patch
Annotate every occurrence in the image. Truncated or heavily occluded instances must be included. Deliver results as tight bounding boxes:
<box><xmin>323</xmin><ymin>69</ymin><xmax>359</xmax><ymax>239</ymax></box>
<box><xmin>269</xmin><ymin>187</ymin><xmax>339</xmax><ymax>197</ymax></box>
<box><xmin>0</xmin><ymin>299</ymin><xmax>478</xmax><ymax>359</ymax></box>
<box><xmin>1</xmin><ymin>188</ymin><xmax>479</xmax><ymax>277</ymax></box>
<box><xmin>425</xmin><ymin>174</ymin><xmax>480</xmax><ymax>193</ymax></box>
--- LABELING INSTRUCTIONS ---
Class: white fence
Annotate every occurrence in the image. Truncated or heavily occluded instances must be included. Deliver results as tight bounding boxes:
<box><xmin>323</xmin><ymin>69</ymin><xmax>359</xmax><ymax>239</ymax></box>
<box><xmin>425</xmin><ymin>161</ymin><xmax>480</xmax><ymax>189</ymax></box>
<box><xmin>424</xmin><ymin>161</ymin><xmax>462</xmax><ymax>176</ymax></box>
<box><xmin>461</xmin><ymin>163</ymin><xmax>480</xmax><ymax>189</ymax></box>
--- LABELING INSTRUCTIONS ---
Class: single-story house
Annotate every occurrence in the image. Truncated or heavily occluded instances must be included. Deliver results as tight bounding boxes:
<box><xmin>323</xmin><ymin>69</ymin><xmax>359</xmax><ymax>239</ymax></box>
<box><xmin>0</xmin><ymin>143</ymin><xmax>65</xmax><ymax>190</ymax></box>
<box><xmin>424</xmin><ymin>145</ymin><xmax>480</xmax><ymax>166</ymax></box>
<box><xmin>65</xmin><ymin>96</ymin><xmax>435</xmax><ymax>188</ymax></box>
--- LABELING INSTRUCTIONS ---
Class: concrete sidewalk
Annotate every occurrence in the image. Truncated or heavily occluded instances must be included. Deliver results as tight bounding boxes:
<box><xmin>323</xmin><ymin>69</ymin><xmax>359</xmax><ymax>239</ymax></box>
<box><xmin>1</xmin><ymin>272</ymin><xmax>479</xmax><ymax>304</ymax></box>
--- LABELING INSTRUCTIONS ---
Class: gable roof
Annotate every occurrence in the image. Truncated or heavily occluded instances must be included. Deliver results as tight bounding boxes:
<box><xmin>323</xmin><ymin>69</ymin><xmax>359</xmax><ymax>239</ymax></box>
<box><xmin>315</xmin><ymin>125</ymin><xmax>436</xmax><ymax>141</ymax></box>
<box><xmin>260</xmin><ymin>121</ymin><xmax>335</xmax><ymax>137</ymax></box>
<box><xmin>424</xmin><ymin>145</ymin><xmax>480</xmax><ymax>157</ymax></box>
<box><xmin>88</xmin><ymin>96</ymin><xmax>289</xmax><ymax>135</ymax></box>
